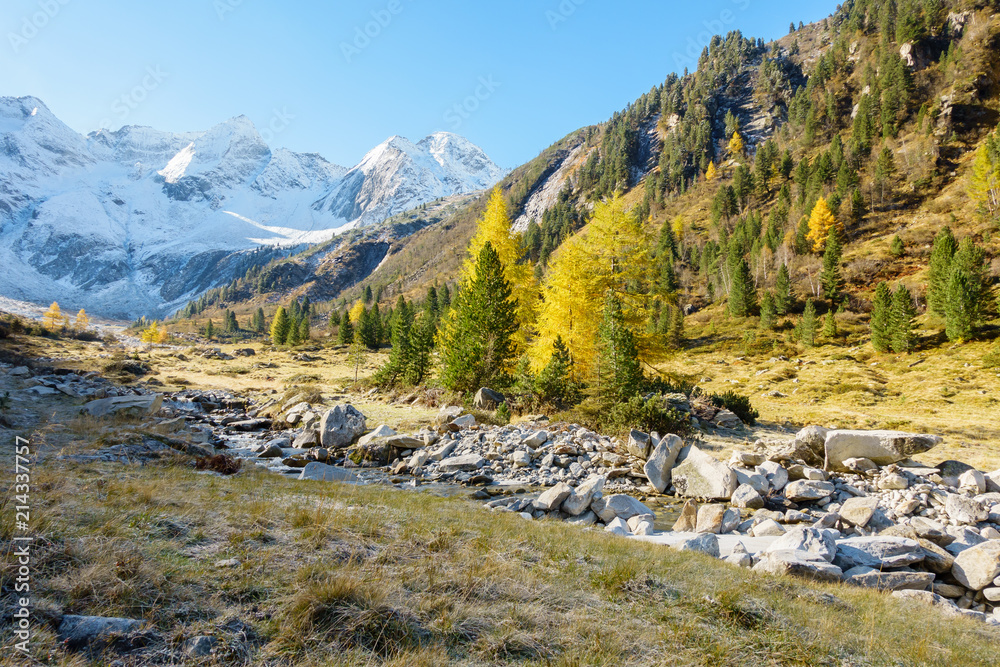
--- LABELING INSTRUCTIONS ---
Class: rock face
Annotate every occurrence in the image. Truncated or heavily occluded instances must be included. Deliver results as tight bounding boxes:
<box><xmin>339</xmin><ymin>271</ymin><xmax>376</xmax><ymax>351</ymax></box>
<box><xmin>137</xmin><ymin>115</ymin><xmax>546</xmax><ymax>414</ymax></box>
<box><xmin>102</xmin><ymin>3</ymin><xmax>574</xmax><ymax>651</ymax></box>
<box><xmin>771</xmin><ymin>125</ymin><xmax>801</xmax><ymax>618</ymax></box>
<box><xmin>824</xmin><ymin>430</ymin><xmax>942</xmax><ymax>470</ymax></box>
<box><xmin>82</xmin><ymin>394</ymin><xmax>162</xmax><ymax>417</ymax></box>
<box><xmin>319</xmin><ymin>405</ymin><xmax>367</xmax><ymax>448</ymax></box>
<box><xmin>671</xmin><ymin>446</ymin><xmax>738</xmax><ymax>500</ymax></box>
<box><xmin>643</xmin><ymin>434</ymin><xmax>684</xmax><ymax>493</ymax></box>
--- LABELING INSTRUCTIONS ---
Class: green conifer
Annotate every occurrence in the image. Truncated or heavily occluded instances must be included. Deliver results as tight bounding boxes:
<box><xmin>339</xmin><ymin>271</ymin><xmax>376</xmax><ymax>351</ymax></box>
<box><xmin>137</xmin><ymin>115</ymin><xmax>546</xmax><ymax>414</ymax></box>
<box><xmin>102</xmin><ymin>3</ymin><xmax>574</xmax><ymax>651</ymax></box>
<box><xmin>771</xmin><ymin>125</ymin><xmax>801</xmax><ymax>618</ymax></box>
<box><xmin>890</xmin><ymin>284</ymin><xmax>917</xmax><ymax>353</ymax></box>
<box><xmin>270</xmin><ymin>307</ymin><xmax>290</xmax><ymax>345</ymax></box>
<box><xmin>870</xmin><ymin>282</ymin><xmax>893</xmax><ymax>352</ymax></box>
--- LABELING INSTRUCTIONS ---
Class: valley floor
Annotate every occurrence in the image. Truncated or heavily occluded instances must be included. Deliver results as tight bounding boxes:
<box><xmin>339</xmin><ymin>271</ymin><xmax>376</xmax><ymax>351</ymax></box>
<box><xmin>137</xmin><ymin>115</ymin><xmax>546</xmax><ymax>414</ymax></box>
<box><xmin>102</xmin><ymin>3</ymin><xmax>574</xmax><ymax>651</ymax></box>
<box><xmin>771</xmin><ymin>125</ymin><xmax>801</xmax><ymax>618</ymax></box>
<box><xmin>2</xmin><ymin>332</ymin><xmax>1000</xmax><ymax>665</ymax></box>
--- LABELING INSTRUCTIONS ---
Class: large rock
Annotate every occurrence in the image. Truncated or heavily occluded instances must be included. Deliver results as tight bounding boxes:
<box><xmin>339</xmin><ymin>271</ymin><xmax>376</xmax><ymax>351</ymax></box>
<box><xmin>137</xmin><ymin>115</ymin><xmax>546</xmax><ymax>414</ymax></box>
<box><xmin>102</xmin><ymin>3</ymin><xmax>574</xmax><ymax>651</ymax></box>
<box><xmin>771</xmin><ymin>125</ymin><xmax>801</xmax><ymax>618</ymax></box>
<box><xmin>298</xmin><ymin>462</ymin><xmax>359</xmax><ymax>482</ymax></box>
<box><xmin>474</xmin><ymin>387</ymin><xmax>505</xmax><ymax>410</ymax></box>
<box><xmin>731</xmin><ymin>483</ymin><xmax>765</xmax><ymax>509</ymax></box>
<box><xmin>319</xmin><ymin>405</ymin><xmax>366</xmax><ymax>448</ymax></box>
<box><xmin>82</xmin><ymin>394</ymin><xmax>162</xmax><ymax>418</ymax></box>
<box><xmin>439</xmin><ymin>454</ymin><xmax>486</xmax><ymax>472</ymax></box>
<box><xmin>533</xmin><ymin>482</ymin><xmax>573</xmax><ymax>512</ymax></box>
<box><xmin>783</xmin><ymin>480</ymin><xmax>835</xmax><ymax>502</ymax></box>
<box><xmin>643</xmin><ymin>434</ymin><xmax>684</xmax><ymax>493</ymax></box>
<box><xmin>673</xmin><ymin>533</ymin><xmax>720</xmax><ymax>557</ymax></box>
<box><xmin>793</xmin><ymin>425</ymin><xmax>829</xmax><ymax>466</ymax></box>
<box><xmin>626</xmin><ymin>430</ymin><xmax>652</xmax><ymax>459</ymax></box>
<box><xmin>944</xmin><ymin>494</ymin><xmax>989</xmax><ymax>525</ymax></box>
<box><xmin>357</xmin><ymin>424</ymin><xmax>396</xmax><ymax>447</ymax></box>
<box><xmin>58</xmin><ymin>615</ymin><xmax>144</xmax><ymax>649</ymax></box>
<box><xmin>671</xmin><ymin>446</ymin><xmax>738</xmax><ymax>500</ymax></box>
<box><xmin>695</xmin><ymin>504</ymin><xmax>727</xmax><ymax>534</ymax></box>
<box><xmin>753</xmin><ymin>550</ymin><xmax>843</xmax><ymax>583</ymax></box>
<box><xmin>833</xmin><ymin>537</ymin><xmax>925</xmax><ymax>570</ymax></box>
<box><xmin>843</xmin><ymin>567</ymin><xmax>935</xmax><ymax>591</ymax></box>
<box><xmin>951</xmin><ymin>541</ymin><xmax>1000</xmax><ymax>590</ymax></box>
<box><xmin>593</xmin><ymin>494</ymin><xmax>653</xmax><ymax>522</ymax></box>
<box><xmin>840</xmin><ymin>497</ymin><xmax>880</xmax><ymax>527</ymax></box>
<box><xmin>765</xmin><ymin>527</ymin><xmax>837</xmax><ymax>563</ymax></box>
<box><xmin>671</xmin><ymin>499</ymin><xmax>698</xmax><ymax>532</ymax></box>
<box><xmin>562</xmin><ymin>475</ymin><xmax>605</xmax><ymax>516</ymax></box>
<box><xmin>824</xmin><ymin>430</ymin><xmax>942</xmax><ymax>470</ymax></box>
<box><xmin>758</xmin><ymin>460</ymin><xmax>788</xmax><ymax>491</ymax></box>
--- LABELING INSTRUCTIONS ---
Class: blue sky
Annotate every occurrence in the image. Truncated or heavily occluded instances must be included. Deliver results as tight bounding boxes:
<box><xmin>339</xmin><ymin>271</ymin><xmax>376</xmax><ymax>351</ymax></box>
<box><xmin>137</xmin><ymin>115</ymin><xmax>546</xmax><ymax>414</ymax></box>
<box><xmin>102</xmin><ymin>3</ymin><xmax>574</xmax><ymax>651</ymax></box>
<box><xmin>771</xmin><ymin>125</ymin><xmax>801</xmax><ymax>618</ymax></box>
<box><xmin>3</xmin><ymin>0</ymin><xmax>835</xmax><ymax>168</ymax></box>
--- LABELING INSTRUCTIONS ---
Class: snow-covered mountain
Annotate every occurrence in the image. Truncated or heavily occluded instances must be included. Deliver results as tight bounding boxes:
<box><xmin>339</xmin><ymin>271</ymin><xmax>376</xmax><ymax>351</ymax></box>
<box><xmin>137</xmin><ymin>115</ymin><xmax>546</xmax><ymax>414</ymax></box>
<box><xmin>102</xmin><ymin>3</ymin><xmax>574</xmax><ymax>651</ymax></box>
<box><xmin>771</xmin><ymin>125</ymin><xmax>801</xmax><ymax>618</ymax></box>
<box><xmin>0</xmin><ymin>96</ymin><xmax>504</xmax><ymax>319</ymax></box>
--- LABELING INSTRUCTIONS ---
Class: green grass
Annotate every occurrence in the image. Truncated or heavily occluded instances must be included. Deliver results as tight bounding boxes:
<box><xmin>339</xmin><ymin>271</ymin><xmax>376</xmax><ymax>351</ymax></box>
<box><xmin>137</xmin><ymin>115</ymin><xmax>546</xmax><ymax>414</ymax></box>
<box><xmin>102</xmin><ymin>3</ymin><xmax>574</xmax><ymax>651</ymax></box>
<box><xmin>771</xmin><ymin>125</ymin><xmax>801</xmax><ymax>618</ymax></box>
<box><xmin>3</xmin><ymin>459</ymin><xmax>999</xmax><ymax>666</ymax></box>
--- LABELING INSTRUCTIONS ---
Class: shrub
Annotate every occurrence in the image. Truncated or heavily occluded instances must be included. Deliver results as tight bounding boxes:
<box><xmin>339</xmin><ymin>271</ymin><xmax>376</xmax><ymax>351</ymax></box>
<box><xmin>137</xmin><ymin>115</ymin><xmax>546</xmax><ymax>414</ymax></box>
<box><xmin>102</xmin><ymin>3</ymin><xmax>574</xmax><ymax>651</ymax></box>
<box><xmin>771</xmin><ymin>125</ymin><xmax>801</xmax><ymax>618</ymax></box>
<box><xmin>607</xmin><ymin>395</ymin><xmax>690</xmax><ymax>436</ymax></box>
<box><xmin>709</xmin><ymin>390</ymin><xmax>759</xmax><ymax>426</ymax></box>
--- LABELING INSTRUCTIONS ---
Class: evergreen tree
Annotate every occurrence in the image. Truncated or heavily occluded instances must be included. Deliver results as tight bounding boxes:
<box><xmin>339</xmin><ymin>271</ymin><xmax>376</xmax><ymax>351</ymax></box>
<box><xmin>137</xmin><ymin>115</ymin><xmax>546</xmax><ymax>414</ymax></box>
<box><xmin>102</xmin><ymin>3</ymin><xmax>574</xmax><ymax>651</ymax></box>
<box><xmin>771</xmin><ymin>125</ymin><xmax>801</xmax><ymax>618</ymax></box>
<box><xmin>337</xmin><ymin>310</ymin><xmax>354</xmax><ymax>345</ymax></box>
<box><xmin>287</xmin><ymin>317</ymin><xmax>302</xmax><ymax>345</ymax></box>
<box><xmin>205</xmin><ymin>319</ymin><xmax>215</xmax><ymax>340</ymax></box>
<box><xmin>363</xmin><ymin>285</ymin><xmax>373</xmax><ymax>304</ymax></box>
<box><xmin>890</xmin><ymin>284</ymin><xmax>917</xmax><ymax>353</ymax></box>
<box><xmin>375</xmin><ymin>296</ymin><xmax>413</xmax><ymax>387</ymax></box>
<box><xmin>890</xmin><ymin>234</ymin><xmax>905</xmax><ymax>257</ymax></box>
<box><xmin>297</xmin><ymin>316</ymin><xmax>310</xmax><ymax>343</ymax></box>
<box><xmin>774</xmin><ymin>264</ymin><xmax>793</xmax><ymax>315</ymax></box>
<box><xmin>945</xmin><ymin>239</ymin><xmax>991</xmax><ymax>342</ymax></box>
<box><xmin>759</xmin><ymin>291</ymin><xmax>776</xmax><ymax>330</ymax></box>
<box><xmin>823</xmin><ymin>311</ymin><xmax>838</xmax><ymax>339</ymax></box>
<box><xmin>595</xmin><ymin>291</ymin><xmax>643</xmax><ymax>404</ymax></box>
<box><xmin>727</xmin><ymin>256</ymin><xmax>758</xmax><ymax>318</ymax></box>
<box><xmin>667</xmin><ymin>304</ymin><xmax>685</xmax><ymax>350</ymax></box>
<box><xmin>440</xmin><ymin>284</ymin><xmax>451</xmax><ymax>310</ymax></box>
<box><xmin>874</xmin><ymin>146</ymin><xmax>896</xmax><ymax>207</ymax></box>
<box><xmin>440</xmin><ymin>242</ymin><xmax>519</xmax><ymax>392</ymax></box>
<box><xmin>800</xmin><ymin>299</ymin><xmax>818</xmax><ymax>347</ymax></box>
<box><xmin>254</xmin><ymin>307</ymin><xmax>267</xmax><ymax>333</ymax></box>
<box><xmin>927</xmin><ymin>227</ymin><xmax>957</xmax><ymax>316</ymax></box>
<box><xmin>535</xmin><ymin>336</ymin><xmax>574</xmax><ymax>406</ymax></box>
<box><xmin>821</xmin><ymin>227</ymin><xmax>845</xmax><ymax>305</ymax></box>
<box><xmin>849</xmin><ymin>187</ymin><xmax>866</xmax><ymax>226</ymax></box>
<box><xmin>870</xmin><ymin>282</ymin><xmax>893</xmax><ymax>353</ymax></box>
<box><xmin>408</xmin><ymin>311</ymin><xmax>435</xmax><ymax>385</ymax></box>
<box><xmin>357</xmin><ymin>306</ymin><xmax>379</xmax><ymax>349</ymax></box>
<box><xmin>328</xmin><ymin>309</ymin><xmax>341</xmax><ymax>329</ymax></box>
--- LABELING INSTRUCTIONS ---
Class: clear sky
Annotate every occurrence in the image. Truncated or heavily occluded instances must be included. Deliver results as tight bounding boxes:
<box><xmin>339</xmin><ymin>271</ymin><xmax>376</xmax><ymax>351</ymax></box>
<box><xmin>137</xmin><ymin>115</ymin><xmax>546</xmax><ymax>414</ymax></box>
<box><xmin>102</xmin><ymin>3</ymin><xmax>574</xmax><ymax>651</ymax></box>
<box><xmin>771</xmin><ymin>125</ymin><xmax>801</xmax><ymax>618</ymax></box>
<box><xmin>3</xmin><ymin>0</ymin><xmax>836</xmax><ymax>169</ymax></box>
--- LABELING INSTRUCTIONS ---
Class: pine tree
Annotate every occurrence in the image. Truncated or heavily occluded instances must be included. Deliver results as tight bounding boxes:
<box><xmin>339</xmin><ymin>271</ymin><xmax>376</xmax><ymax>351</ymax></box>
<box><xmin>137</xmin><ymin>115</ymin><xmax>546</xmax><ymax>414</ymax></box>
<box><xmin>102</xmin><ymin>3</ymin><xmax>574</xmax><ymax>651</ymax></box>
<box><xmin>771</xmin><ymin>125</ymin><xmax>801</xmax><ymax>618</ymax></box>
<box><xmin>287</xmin><ymin>317</ymin><xmax>302</xmax><ymax>345</ymax></box>
<box><xmin>408</xmin><ymin>311</ymin><xmax>435</xmax><ymax>385</ymax></box>
<box><xmin>759</xmin><ymin>291</ymin><xmax>776</xmax><ymax>330</ymax></box>
<box><xmin>870</xmin><ymin>282</ymin><xmax>893</xmax><ymax>353</ymax></box>
<box><xmin>363</xmin><ymin>285</ymin><xmax>373</xmax><ymax>304</ymax></box>
<box><xmin>337</xmin><ymin>310</ymin><xmax>354</xmax><ymax>345</ymax></box>
<box><xmin>440</xmin><ymin>242</ymin><xmax>519</xmax><ymax>393</ymax></box>
<box><xmin>535</xmin><ymin>336</ymin><xmax>574</xmax><ymax>406</ymax></box>
<box><xmin>821</xmin><ymin>227</ymin><xmax>845</xmax><ymax>305</ymax></box>
<box><xmin>890</xmin><ymin>284</ymin><xmax>917</xmax><ymax>353</ymax></box>
<box><xmin>874</xmin><ymin>146</ymin><xmax>896</xmax><ymax>207</ymax></box>
<box><xmin>774</xmin><ymin>264</ymin><xmax>792</xmax><ymax>315</ymax></box>
<box><xmin>270</xmin><ymin>307</ymin><xmax>290</xmax><ymax>345</ymax></box>
<box><xmin>727</xmin><ymin>256</ymin><xmax>758</xmax><ymax>318</ymax></box>
<box><xmin>890</xmin><ymin>234</ymin><xmax>905</xmax><ymax>257</ymax></box>
<box><xmin>800</xmin><ymin>299</ymin><xmax>818</xmax><ymax>347</ymax></box>
<box><xmin>297</xmin><ymin>316</ymin><xmax>310</xmax><ymax>343</ymax></box>
<box><xmin>204</xmin><ymin>319</ymin><xmax>215</xmax><ymax>340</ymax></box>
<box><xmin>806</xmin><ymin>197</ymin><xmax>841</xmax><ymax>252</ymax></box>
<box><xmin>944</xmin><ymin>238</ymin><xmax>990</xmax><ymax>342</ymax></box>
<box><xmin>357</xmin><ymin>306</ymin><xmax>379</xmax><ymax>349</ymax></box>
<box><xmin>42</xmin><ymin>302</ymin><xmax>62</xmax><ymax>331</ymax></box>
<box><xmin>926</xmin><ymin>227</ymin><xmax>957</xmax><ymax>316</ymax></box>
<box><xmin>850</xmin><ymin>187</ymin><xmax>866</xmax><ymax>225</ymax></box>
<box><xmin>595</xmin><ymin>291</ymin><xmax>643</xmax><ymax>404</ymax></box>
<box><xmin>823</xmin><ymin>311</ymin><xmax>838</xmax><ymax>339</ymax></box>
<box><xmin>375</xmin><ymin>296</ymin><xmax>413</xmax><ymax>387</ymax></box>
<box><xmin>328</xmin><ymin>309</ymin><xmax>341</xmax><ymax>329</ymax></box>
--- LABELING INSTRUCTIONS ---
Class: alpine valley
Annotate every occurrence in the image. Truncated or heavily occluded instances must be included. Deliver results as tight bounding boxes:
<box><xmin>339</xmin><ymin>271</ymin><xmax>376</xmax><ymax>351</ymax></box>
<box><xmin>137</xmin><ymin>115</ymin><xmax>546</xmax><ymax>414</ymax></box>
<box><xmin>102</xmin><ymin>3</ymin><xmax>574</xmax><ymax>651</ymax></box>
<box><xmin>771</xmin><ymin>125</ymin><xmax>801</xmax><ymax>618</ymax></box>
<box><xmin>0</xmin><ymin>96</ymin><xmax>504</xmax><ymax>319</ymax></box>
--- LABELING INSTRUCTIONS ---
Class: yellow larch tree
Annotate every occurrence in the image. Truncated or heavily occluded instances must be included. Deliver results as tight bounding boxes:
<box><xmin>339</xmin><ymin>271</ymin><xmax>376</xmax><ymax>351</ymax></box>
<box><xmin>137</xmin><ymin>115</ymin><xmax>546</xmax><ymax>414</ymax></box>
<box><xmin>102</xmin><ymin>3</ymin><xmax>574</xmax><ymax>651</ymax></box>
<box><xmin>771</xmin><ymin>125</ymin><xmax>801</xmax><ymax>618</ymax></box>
<box><xmin>806</xmin><ymin>197</ymin><xmax>843</xmax><ymax>252</ymax></box>
<box><xmin>968</xmin><ymin>143</ymin><xmax>999</xmax><ymax>216</ymax></box>
<box><xmin>671</xmin><ymin>214</ymin><xmax>685</xmax><ymax>240</ymax></box>
<box><xmin>141</xmin><ymin>321</ymin><xmax>160</xmax><ymax>344</ymax></box>
<box><xmin>705</xmin><ymin>161</ymin><xmax>718</xmax><ymax>181</ymax></box>
<box><xmin>74</xmin><ymin>309</ymin><xmax>90</xmax><ymax>330</ymax></box>
<box><xmin>728</xmin><ymin>131</ymin><xmax>745</xmax><ymax>158</ymax></box>
<box><xmin>460</xmin><ymin>187</ymin><xmax>539</xmax><ymax>349</ymax></box>
<box><xmin>42</xmin><ymin>302</ymin><xmax>62</xmax><ymax>331</ymax></box>
<box><xmin>348</xmin><ymin>300</ymin><xmax>366</xmax><ymax>326</ymax></box>
<box><xmin>530</xmin><ymin>194</ymin><xmax>654</xmax><ymax>377</ymax></box>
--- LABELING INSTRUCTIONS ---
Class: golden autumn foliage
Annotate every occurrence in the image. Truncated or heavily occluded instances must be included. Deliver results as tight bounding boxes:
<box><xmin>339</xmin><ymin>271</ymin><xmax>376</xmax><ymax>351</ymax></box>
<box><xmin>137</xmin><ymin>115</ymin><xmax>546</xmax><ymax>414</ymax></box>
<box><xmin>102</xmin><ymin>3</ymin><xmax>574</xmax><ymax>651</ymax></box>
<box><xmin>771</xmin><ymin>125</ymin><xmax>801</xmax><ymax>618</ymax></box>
<box><xmin>75</xmin><ymin>309</ymin><xmax>90</xmax><ymax>330</ymax></box>
<box><xmin>42</xmin><ymin>301</ymin><xmax>63</xmax><ymax>331</ymax></box>
<box><xmin>705</xmin><ymin>161</ymin><xmax>718</xmax><ymax>181</ymax></box>
<box><xmin>460</xmin><ymin>187</ymin><xmax>539</xmax><ymax>348</ymax></box>
<box><xmin>348</xmin><ymin>300</ymin><xmax>367</xmax><ymax>326</ymax></box>
<box><xmin>728</xmin><ymin>131</ymin><xmax>745</xmax><ymax>158</ymax></box>
<box><xmin>806</xmin><ymin>197</ymin><xmax>843</xmax><ymax>252</ymax></box>
<box><xmin>530</xmin><ymin>194</ymin><xmax>656</xmax><ymax>377</ymax></box>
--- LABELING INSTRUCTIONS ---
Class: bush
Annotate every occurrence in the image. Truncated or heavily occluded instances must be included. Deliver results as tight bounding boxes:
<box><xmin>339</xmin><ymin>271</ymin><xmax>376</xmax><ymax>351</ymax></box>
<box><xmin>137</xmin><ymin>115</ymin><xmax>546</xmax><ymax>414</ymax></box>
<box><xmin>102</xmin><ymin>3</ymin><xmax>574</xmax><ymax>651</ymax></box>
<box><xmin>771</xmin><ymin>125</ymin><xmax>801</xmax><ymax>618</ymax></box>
<box><xmin>606</xmin><ymin>395</ymin><xmax>690</xmax><ymax>436</ymax></box>
<box><xmin>709</xmin><ymin>390</ymin><xmax>759</xmax><ymax>426</ymax></box>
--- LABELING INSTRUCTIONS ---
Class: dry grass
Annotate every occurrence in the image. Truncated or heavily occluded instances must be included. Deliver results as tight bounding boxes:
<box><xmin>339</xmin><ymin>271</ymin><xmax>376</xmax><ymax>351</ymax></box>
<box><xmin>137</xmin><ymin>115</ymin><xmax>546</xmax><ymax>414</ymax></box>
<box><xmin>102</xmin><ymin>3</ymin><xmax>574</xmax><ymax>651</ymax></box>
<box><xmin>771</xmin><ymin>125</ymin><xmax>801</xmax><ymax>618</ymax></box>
<box><xmin>3</xmin><ymin>459</ymin><xmax>999</xmax><ymax>666</ymax></box>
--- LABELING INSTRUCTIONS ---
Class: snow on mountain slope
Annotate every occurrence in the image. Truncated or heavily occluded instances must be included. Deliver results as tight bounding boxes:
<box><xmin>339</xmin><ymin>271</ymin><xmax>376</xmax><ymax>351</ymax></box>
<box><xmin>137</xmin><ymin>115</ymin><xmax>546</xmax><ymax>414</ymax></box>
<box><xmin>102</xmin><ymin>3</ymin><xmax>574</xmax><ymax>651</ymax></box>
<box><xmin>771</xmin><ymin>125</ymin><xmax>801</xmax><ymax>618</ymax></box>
<box><xmin>0</xmin><ymin>96</ymin><xmax>503</xmax><ymax>319</ymax></box>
